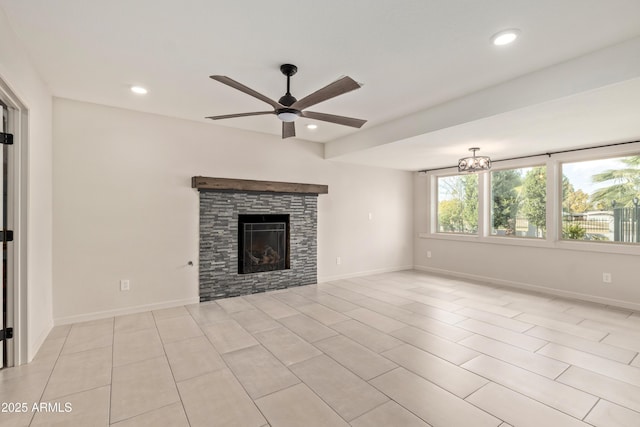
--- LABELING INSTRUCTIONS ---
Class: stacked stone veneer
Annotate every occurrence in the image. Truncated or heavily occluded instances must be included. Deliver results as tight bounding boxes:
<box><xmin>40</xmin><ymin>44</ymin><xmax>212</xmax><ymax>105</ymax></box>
<box><xmin>199</xmin><ymin>191</ymin><xmax>318</xmax><ymax>301</ymax></box>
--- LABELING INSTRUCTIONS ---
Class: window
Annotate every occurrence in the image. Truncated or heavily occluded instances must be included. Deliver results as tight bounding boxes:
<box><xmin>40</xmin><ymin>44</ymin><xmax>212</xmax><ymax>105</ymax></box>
<box><xmin>491</xmin><ymin>166</ymin><xmax>546</xmax><ymax>238</ymax></box>
<box><xmin>437</xmin><ymin>174</ymin><xmax>478</xmax><ymax>234</ymax></box>
<box><xmin>562</xmin><ymin>155</ymin><xmax>640</xmax><ymax>243</ymax></box>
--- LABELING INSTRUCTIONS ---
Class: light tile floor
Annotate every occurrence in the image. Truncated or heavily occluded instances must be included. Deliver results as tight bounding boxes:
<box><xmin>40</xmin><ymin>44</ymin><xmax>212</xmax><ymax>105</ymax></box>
<box><xmin>2</xmin><ymin>270</ymin><xmax>640</xmax><ymax>426</ymax></box>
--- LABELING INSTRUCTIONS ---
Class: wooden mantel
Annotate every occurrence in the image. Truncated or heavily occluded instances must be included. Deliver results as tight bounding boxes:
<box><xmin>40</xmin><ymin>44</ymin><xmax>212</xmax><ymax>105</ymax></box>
<box><xmin>192</xmin><ymin>176</ymin><xmax>328</xmax><ymax>195</ymax></box>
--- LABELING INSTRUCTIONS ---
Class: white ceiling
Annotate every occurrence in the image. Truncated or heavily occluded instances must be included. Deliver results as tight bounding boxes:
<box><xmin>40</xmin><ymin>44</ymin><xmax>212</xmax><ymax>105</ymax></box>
<box><xmin>2</xmin><ymin>0</ymin><xmax>640</xmax><ymax>170</ymax></box>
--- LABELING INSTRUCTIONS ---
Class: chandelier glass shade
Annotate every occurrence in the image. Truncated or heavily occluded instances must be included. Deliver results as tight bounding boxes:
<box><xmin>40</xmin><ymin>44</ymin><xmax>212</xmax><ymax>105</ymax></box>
<box><xmin>458</xmin><ymin>147</ymin><xmax>491</xmax><ymax>173</ymax></box>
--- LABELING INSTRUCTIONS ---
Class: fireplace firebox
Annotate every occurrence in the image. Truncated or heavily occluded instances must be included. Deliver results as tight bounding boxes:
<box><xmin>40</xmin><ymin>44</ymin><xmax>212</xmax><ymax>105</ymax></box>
<box><xmin>238</xmin><ymin>214</ymin><xmax>290</xmax><ymax>274</ymax></box>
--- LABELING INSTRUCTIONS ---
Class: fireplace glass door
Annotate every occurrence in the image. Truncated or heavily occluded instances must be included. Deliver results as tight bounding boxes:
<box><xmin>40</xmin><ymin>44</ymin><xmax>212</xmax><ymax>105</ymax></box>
<box><xmin>238</xmin><ymin>215</ymin><xmax>289</xmax><ymax>274</ymax></box>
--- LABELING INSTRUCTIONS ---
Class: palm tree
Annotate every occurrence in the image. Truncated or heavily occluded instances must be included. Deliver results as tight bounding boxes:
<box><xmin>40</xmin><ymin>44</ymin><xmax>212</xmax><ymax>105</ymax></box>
<box><xmin>590</xmin><ymin>156</ymin><xmax>640</xmax><ymax>208</ymax></box>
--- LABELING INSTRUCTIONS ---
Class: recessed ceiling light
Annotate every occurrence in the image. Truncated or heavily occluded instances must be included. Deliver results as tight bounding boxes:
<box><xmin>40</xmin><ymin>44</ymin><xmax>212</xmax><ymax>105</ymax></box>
<box><xmin>491</xmin><ymin>29</ymin><xmax>520</xmax><ymax>46</ymax></box>
<box><xmin>306</xmin><ymin>124</ymin><xmax>318</xmax><ymax>130</ymax></box>
<box><xmin>131</xmin><ymin>86</ymin><xmax>148</xmax><ymax>95</ymax></box>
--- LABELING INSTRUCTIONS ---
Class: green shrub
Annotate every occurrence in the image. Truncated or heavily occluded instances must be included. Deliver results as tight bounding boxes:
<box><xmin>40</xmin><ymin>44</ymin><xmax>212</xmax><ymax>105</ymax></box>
<box><xmin>563</xmin><ymin>223</ymin><xmax>586</xmax><ymax>239</ymax></box>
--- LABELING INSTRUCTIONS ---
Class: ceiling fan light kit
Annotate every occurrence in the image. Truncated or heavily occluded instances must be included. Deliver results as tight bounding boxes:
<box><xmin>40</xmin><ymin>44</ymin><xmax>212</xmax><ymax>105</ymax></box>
<box><xmin>276</xmin><ymin>109</ymin><xmax>300</xmax><ymax>122</ymax></box>
<box><xmin>206</xmin><ymin>63</ymin><xmax>367</xmax><ymax>139</ymax></box>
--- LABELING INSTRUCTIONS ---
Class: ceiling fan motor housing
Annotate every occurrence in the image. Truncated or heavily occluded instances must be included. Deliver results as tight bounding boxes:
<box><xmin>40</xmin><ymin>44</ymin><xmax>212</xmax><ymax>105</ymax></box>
<box><xmin>278</xmin><ymin>93</ymin><xmax>297</xmax><ymax>107</ymax></box>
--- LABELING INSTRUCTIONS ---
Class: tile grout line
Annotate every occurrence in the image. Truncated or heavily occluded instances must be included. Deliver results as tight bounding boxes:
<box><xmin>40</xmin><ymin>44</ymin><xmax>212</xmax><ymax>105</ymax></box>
<box><xmin>152</xmin><ymin>308</ymin><xmax>193</xmax><ymax>427</ymax></box>
<box><xmin>190</xmin><ymin>300</ymin><xmax>280</xmax><ymax>426</ymax></box>
<box><xmin>460</xmin><ymin>381</ymin><xmax>509</xmax><ymax>424</ymax></box>
<box><xmin>221</xmin><ymin>294</ymin><xmax>395</xmax><ymax>425</ymax></box>
<box><xmin>581</xmin><ymin>397</ymin><xmax>601</xmax><ymax>423</ymax></box>
<box><xmin>229</xmin><ymin>309</ymin><xmax>356</xmax><ymax>425</ymax></box>
<box><xmin>456</xmin><ymin>337</ymin><xmax>569</xmax><ymax>380</ymax></box>
<box><xmin>108</xmin><ymin>318</ymin><xmax>115</xmax><ymax>426</ymax></box>
<box><xmin>348</xmin><ymin>395</ymin><xmax>434</xmax><ymax>426</ymax></box>
<box><xmin>378</xmin><ymin>364</ymin><xmax>506</xmax><ymax>426</ymax></box>
<box><xmin>460</xmin><ymin>364</ymin><xmax>601</xmax><ymax>423</ymax></box>
<box><xmin>27</xmin><ymin>326</ymin><xmax>73</xmax><ymax>427</ymax></box>
<box><xmin>109</xmin><ymin>402</ymin><xmax>187</xmax><ymax>426</ymax></box>
<box><xmin>552</xmin><ymin>363</ymin><xmax>572</xmax><ymax>381</ymax></box>
<box><xmin>521</xmin><ymin>327</ymin><xmax>631</xmax><ymax>358</ymax></box>
<box><xmin>454</xmin><ymin>319</ymin><xmax>548</xmax><ymax>352</ymax></box>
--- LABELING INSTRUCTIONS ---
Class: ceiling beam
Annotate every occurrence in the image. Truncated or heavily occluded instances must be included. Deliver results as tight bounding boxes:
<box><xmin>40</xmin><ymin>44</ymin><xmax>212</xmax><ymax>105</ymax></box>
<box><xmin>324</xmin><ymin>36</ymin><xmax>640</xmax><ymax>160</ymax></box>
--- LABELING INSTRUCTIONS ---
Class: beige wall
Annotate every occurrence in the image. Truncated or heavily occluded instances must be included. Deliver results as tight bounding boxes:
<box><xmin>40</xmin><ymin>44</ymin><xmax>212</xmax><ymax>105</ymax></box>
<box><xmin>52</xmin><ymin>98</ymin><xmax>413</xmax><ymax>323</ymax></box>
<box><xmin>0</xmin><ymin>7</ymin><xmax>53</xmax><ymax>361</ymax></box>
<box><xmin>413</xmin><ymin>173</ymin><xmax>640</xmax><ymax>311</ymax></box>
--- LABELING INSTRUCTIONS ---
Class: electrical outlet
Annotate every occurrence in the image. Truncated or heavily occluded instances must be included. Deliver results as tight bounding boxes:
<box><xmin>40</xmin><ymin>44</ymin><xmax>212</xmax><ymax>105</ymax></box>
<box><xmin>427</xmin><ymin>251</ymin><xmax>432</xmax><ymax>258</ymax></box>
<box><xmin>602</xmin><ymin>273</ymin><xmax>612</xmax><ymax>284</ymax></box>
<box><xmin>120</xmin><ymin>279</ymin><xmax>130</xmax><ymax>291</ymax></box>
<box><xmin>336</xmin><ymin>257</ymin><xmax>342</xmax><ymax>265</ymax></box>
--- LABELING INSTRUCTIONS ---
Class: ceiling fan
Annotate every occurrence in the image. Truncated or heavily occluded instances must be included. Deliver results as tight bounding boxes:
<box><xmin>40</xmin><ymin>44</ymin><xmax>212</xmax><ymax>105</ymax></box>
<box><xmin>206</xmin><ymin>64</ymin><xmax>367</xmax><ymax>139</ymax></box>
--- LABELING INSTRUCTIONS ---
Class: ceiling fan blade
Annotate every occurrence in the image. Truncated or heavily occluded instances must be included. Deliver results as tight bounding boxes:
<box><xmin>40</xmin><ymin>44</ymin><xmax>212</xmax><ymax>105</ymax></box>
<box><xmin>210</xmin><ymin>75</ymin><xmax>283</xmax><ymax>109</ymax></box>
<box><xmin>301</xmin><ymin>111</ymin><xmax>367</xmax><ymax>128</ymax></box>
<box><xmin>291</xmin><ymin>76</ymin><xmax>362</xmax><ymax>111</ymax></box>
<box><xmin>282</xmin><ymin>121</ymin><xmax>296</xmax><ymax>139</ymax></box>
<box><xmin>206</xmin><ymin>111</ymin><xmax>274</xmax><ymax>120</ymax></box>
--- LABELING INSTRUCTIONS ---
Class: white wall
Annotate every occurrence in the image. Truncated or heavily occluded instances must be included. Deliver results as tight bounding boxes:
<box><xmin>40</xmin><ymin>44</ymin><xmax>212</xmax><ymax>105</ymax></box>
<box><xmin>413</xmin><ymin>174</ymin><xmax>640</xmax><ymax>311</ymax></box>
<box><xmin>52</xmin><ymin>98</ymin><xmax>413</xmax><ymax>323</ymax></box>
<box><xmin>0</xmin><ymin>7</ymin><xmax>53</xmax><ymax>361</ymax></box>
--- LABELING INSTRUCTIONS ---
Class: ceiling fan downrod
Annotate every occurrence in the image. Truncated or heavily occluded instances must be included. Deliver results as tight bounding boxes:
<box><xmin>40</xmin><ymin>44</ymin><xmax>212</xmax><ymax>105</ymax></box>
<box><xmin>279</xmin><ymin>64</ymin><xmax>298</xmax><ymax>107</ymax></box>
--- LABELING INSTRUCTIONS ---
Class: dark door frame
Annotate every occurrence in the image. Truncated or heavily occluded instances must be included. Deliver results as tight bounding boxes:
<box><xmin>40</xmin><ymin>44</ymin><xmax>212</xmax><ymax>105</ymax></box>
<box><xmin>0</xmin><ymin>77</ymin><xmax>29</xmax><ymax>367</ymax></box>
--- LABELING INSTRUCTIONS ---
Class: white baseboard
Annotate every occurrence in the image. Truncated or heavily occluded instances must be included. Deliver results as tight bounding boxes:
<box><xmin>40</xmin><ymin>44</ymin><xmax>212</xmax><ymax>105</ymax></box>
<box><xmin>318</xmin><ymin>265</ymin><xmax>414</xmax><ymax>283</ymax></box>
<box><xmin>27</xmin><ymin>321</ymin><xmax>54</xmax><ymax>364</ymax></box>
<box><xmin>53</xmin><ymin>297</ymin><xmax>200</xmax><ymax>326</ymax></box>
<box><xmin>414</xmin><ymin>265</ymin><xmax>640</xmax><ymax>312</ymax></box>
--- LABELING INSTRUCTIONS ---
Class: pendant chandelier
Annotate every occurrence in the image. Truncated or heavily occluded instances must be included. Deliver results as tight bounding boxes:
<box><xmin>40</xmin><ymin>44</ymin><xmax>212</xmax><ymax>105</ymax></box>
<box><xmin>458</xmin><ymin>147</ymin><xmax>491</xmax><ymax>173</ymax></box>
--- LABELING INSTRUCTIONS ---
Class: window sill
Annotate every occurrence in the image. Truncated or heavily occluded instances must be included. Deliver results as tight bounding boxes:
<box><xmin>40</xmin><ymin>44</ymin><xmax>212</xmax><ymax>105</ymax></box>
<box><xmin>555</xmin><ymin>239</ymin><xmax>640</xmax><ymax>256</ymax></box>
<box><xmin>418</xmin><ymin>232</ymin><xmax>640</xmax><ymax>255</ymax></box>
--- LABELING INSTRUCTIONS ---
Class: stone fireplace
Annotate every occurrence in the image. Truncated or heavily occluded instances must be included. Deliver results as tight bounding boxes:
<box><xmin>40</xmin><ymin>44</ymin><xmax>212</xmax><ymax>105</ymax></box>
<box><xmin>193</xmin><ymin>177</ymin><xmax>327</xmax><ymax>301</ymax></box>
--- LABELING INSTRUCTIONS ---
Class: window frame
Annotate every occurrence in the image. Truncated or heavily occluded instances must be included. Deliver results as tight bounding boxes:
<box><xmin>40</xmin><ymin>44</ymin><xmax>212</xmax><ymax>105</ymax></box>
<box><xmin>423</xmin><ymin>142</ymin><xmax>640</xmax><ymax>256</ymax></box>
<box><xmin>434</xmin><ymin>172</ymin><xmax>480</xmax><ymax>236</ymax></box>
<box><xmin>558</xmin><ymin>150</ymin><xmax>640</xmax><ymax>250</ymax></box>
<box><xmin>488</xmin><ymin>163</ymin><xmax>548</xmax><ymax>240</ymax></box>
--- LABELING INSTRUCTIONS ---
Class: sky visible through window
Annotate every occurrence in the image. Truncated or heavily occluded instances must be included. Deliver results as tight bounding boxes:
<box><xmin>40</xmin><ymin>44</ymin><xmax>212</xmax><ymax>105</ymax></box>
<box><xmin>563</xmin><ymin>157</ymin><xmax>625</xmax><ymax>196</ymax></box>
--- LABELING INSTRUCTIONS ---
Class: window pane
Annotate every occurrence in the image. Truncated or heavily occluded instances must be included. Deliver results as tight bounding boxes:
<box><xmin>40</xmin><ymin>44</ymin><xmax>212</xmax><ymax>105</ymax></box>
<box><xmin>437</xmin><ymin>174</ymin><xmax>478</xmax><ymax>234</ymax></box>
<box><xmin>491</xmin><ymin>166</ymin><xmax>546</xmax><ymax>238</ymax></box>
<box><xmin>562</xmin><ymin>155</ymin><xmax>640</xmax><ymax>243</ymax></box>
